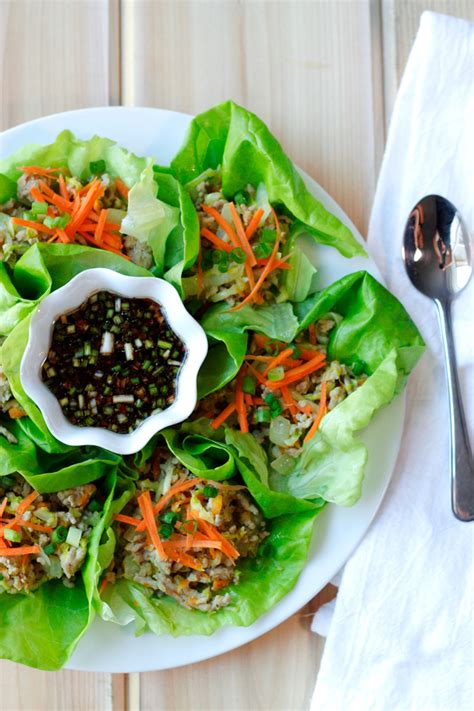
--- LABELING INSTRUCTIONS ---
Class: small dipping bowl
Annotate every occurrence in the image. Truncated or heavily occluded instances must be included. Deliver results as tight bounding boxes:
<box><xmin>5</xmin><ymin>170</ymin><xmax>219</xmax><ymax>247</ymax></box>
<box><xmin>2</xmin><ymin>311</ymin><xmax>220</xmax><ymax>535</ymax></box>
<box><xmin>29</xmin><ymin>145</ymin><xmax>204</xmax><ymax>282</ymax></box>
<box><xmin>20</xmin><ymin>268</ymin><xmax>208</xmax><ymax>455</ymax></box>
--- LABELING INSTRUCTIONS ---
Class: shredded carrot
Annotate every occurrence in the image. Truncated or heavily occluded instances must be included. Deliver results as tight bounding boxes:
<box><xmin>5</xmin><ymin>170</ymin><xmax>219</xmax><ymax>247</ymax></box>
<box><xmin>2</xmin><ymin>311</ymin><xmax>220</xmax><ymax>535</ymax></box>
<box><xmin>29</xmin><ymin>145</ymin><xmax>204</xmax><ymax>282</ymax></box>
<box><xmin>99</xmin><ymin>578</ymin><xmax>109</xmax><ymax>595</ymax></box>
<box><xmin>266</xmin><ymin>353</ymin><xmax>326</xmax><ymax>389</ymax></box>
<box><xmin>256</xmin><ymin>258</ymin><xmax>291</xmax><ymax>271</ymax></box>
<box><xmin>244</xmin><ymin>393</ymin><xmax>253</xmax><ymax>407</ymax></box>
<box><xmin>0</xmin><ymin>497</ymin><xmax>7</xmax><ymax>518</ymax></box>
<box><xmin>102</xmin><ymin>232</ymin><xmax>123</xmax><ymax>250</ymax></box>
<box><xmin>246</xmin><ymin>363</ymin><xmax>267</xmax><ymax>386</ymax></box>
<box><xmin>18</xmin><ymin>166</ymin><xmax>62</xmax><ymax>176</ymax></box>
<box><xmin>280</xmin><ymin>384</ymin><xmax>298</xmax><ymax>418</ymax></box>
<box><xmin>164</xmin><ymin>547</ymin><xmax>203</xmax><ymax>571</ymax></box>
<box><xmin>55</xmin><ymin>229</ymin><xmax>70</xmax><ymax>244</ymax></box>
<box><xmin>11</xmin><ymin>217</ymin><xmax>54</xmax><ymax>235</ymax></box>
<box><xmin>15</xmin><ymin>520</ymin><xmax>53</xmax><ymax>533</ymax></box>
<box><xmin>300</xmin><ymin>403</ymin><xmax>314</xmax><ymax>416</ymax></box>
<box><xmin>95</xmin><ymin>209</ymin><xmax>108</xmax><ymax>244</ymax></box>
<box><xmin>200</xmin><ymin>204</ymin><xmax>240</xmax><ymax>247</ymax></box>
<box><xmin>189</xmin><ymin>513</ymin><xmax>240</xmax><ymax>560</ymax></box>
<box><xmin>200</xmin><ymin>228</ymin><xmax>233</xmax><ymax>253</ymax></box>
<box><xmin>58</xmin><ymin>174</ymin><xmax>69</xmax><ymax>200</ymax></box>
<box><xmin>113</xmin><ymin>513</ymin><xmax>141</xmax><ymax>526</ymax></box>
<box><xmin>308</xmin><ymin>323</ymin><xmax>317</xmax><ymax>345</ymax></box>
<box><xmin>134</xmin><ymin>479</ymin><xmax>202</xmax><ymax>531</ymax></box>
<box><xmin>8</xmin><ymin>407</ymin><xmax>26</xmax><ymax>419</ymax></box>
<box><xmin>229</xmin><ymin>202</ymin><xmax>257</xmax><ymax>266</ymax></box>
<box><xmin>67</xmin><ymin>179</ymin><xmax>103</xmax><ymax>235</ymax></box>
<box><xmin>0</xmin><ymin>546</ymin><xmax>40</xmax><ymax>557</ymax></box>
<box><xmin>227</xmin><ymin>208</ymin><xmax>281</xmax><ymax>312</ymax></box>
<box><xmin>137</xmin><ymin>490</ymin><xmax>167</xmax><ymax>560</ymax></box>
<box><xmin>245</xmin><ymin>208</ymin><xmax>265</xmax><ymax>239</ymax></box>
<box><xmin>234</xmin><ymin>369</ymin><xmax>248</xmax><ymax>433</ymax></box>
<box><xmin>262</xmin><ymin>347</ymin><xmax>295</xmax><ymax>376</ymax></box>
<box><xmin>29</xmin><ymin>187</ymin><xmax>46</xmax><ymax>203</ymax></box>
<box><xmin>303</xmin><ymin>382</ymin><xmax>327</xmax><ymax>442</ymax></box>
<box><xmin>299</xmin><ymin>348</ymin><xmax>323</xmax><ymax>361</ymax></box>
<box><xmin>211</xmin><ymin>402</ymin><xmax>236</xmax><ymax>430</ymax></box>
<box><xmin>115</xmin><ymin>178</ymin><xmax>129</xmax><ymax>200</ymax></box>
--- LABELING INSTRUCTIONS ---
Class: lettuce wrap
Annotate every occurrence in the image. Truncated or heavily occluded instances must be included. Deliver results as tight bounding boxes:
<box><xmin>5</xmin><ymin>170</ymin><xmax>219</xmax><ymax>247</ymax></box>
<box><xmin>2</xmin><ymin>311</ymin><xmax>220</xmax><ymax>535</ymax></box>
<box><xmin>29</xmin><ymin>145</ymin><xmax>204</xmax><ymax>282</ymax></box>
<box><xmin>0</xmin><ymin>468</ymin><xmax>131</xmax><ymax>671</ymax></box>
<box><xmin>100</xmin><ymin>443</ymin><xmax>322</xmax><ymax>637</ymax></box>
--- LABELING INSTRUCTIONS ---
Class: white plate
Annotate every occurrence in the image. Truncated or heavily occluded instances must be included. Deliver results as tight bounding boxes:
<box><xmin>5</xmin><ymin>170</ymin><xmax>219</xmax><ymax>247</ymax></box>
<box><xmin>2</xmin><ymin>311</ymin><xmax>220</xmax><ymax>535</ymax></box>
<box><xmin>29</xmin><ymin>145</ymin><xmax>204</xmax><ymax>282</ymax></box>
<box><xmin>1</xmin><ymin>108</ymin><xmax>404</xmax><ymax>673</ymax></box>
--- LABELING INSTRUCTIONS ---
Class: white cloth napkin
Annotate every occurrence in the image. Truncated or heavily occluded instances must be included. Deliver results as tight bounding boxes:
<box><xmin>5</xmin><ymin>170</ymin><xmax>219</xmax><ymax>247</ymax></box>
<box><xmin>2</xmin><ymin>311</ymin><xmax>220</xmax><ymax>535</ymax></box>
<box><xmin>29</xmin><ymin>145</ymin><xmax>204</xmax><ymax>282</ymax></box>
<box><xmin>311</xmin><ymin>11</ymin><xmax>474</xmax><ymax>711</ymax></box>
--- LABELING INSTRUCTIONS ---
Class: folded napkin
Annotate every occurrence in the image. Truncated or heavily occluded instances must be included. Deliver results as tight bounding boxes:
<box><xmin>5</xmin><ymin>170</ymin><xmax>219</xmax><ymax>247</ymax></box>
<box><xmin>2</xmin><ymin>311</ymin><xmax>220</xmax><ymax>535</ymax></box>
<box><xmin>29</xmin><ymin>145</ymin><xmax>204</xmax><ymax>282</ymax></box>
<box><xmin>311</xmin><ymin>12</ymin><xmax>474</xmax><ymax>711</ymax></box>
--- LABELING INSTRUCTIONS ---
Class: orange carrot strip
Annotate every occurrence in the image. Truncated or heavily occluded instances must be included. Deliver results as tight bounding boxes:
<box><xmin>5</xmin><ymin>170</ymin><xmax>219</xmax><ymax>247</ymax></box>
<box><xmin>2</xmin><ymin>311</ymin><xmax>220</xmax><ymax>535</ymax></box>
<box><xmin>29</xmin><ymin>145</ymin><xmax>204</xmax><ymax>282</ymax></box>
<box><xmin>308</xmin><ymin>323</ymin><xmax>317</xmax><ymax>345</ymax></box>
<box><xmin>246</xmin><ymin>363</ymin><xmax>267</xmax><ymax>386</ymax></box>
<box><xmin>189</xmin><ymin>514</ymin><xmax>240</xmax><ymax>560</ymax></box>
<box><xmin>11</xmin><ymin>218</ymin><xmax>54</xmax><ymax>235</ymax></box>
<box><xmin>164</xmin><ymin>546</ymin><xmax>203</xmax><ymax>571</ymax></box>
<box><xmin>135</xmin><ymin>479</ymin><xmax>202</xmax><ymax>532</ymax></box>
<box><xmin>18</xmin><ymin>166</ymin><xmax>61</xmax><ymax>176</ymax></box>
<box><xmin>244</xmin><ymin>355</ymin><xmax>273</xmax><ymax>362</ymax></box>
<box><xmin>13</xmin><ymin>491</ymin><xmax>39</xmax><ymax>519</ymax></box>
<box><xmin>200</xmin><ymin>204</ymin><xmax>240</xmax><ymax>248</ymax></box>
<box><xmin>262</xmin><ymin>347</ymin><xmax>295</xmax><ymax>376</ymax></box>
<box><xmin>303</xmin><ymin>381</ymin><xmax>328</xmax><ymax>442</ymax></box>
<box><xmin>80</xmin><ymin>222</ymin><xmax>121</xmax><ymax>233</ymax></box>
<box><xmin>235</xmin><ymin>369</ymin><xmax>248</xmax><ymax>433</ymax></box>
<box><xmin>113</xmin><ymin>513</ymin><xmax>141</xmax><ymax>527</ymax></box>
<box><xmin>245</xmin><ymin>208</ymin><xmax>265</xmax><ymax>239</ymax></box>
<box><xmin>200</xmin><ymin>228</ymin><xmax>233</xmax><ymax>253</ymax></box>
<box><xmin>137</xmin><ymin>490</ymin><xmax>167</xmax><ymax>560</ymax></box>
<box><xmin>29</xmin><ymin>187</ymin><xmax>46</xmax><ymax>203</ymax></box>
<box><xmin>67</xmin><ymin>179</ymin><xmax>103</xmax><ymax>234</ymax></box>
<box><xmin>299</xmin><ymin>348</ymin><xmax>324</xmax><ymax>361</ymax></box>
<box><xmin>0</xmin><ymin>498</ymin><xmax>7</xmax><ymax>518</ymax></box>
<box><xmin>280</xmin><ymin>384</ymin><xmax>297</xmax><ymax>418</ymax></box>
<box><xmin>102</xmin><ymin>232</ymin><xmax>123</xmax><ymax>250</ymax></box>
<box><xmin>95</xmin><ymin>209</ymin><xmax>108</xmax><ymax>243</ymax></box>
<box><xmin>210</xmin><ymin>402</ymin><xmax>237</xmax><ymax>430</ymax></box>
<box><xmin>15</xmin><ymin>520</ymin><xmax>53</xmax><ymax>534</ymax></box>
<box><xmin>229</xmin><ymin>202</ymin><xmax>257</xmax><ymax>266</ymax></box>
<box><xmin>244</xmin><ymin>393</ymin><xmax>253</xmax><ymax>407</ymax></box>
<box><xmin>99</xmin><ymin>578</ymin><xmax>109</xmax><ymax>595</ymax></box>
<box><xmin>55</xmin><ymin>229</ymin><xmax>70</xmax><ymax>244</ymax></box>
<box><xmin>8</xmin><ymin>407</ymin><xmax>26</xmax><ymax>419</ymax></box>
<box><xmin>0</xmin><ymin>546</ymin><xmax>40</xmax><ymax>557</ymax></box>
<box><xmin>227</xmin><ymin>208</ymin><xmax>282</xmax><ymax>312</ymax></box>
<box><xmin>256</xmin><ymin>258</ymin><xmax>291</xmax><ymax>271</ymax></box>
<box><xmin>115</xmin><ymin>178</ymin><xmax>129</xmax><ymax>200</ymax></box>
<box><xmin>266</xmin><ymin>354</ymin><xmax>326</xmax><ymax>389</ymax></box>
<box><xmin>58</xmin><ymin>174</ymin><xmax>69</xmax><ymax>200</ymax></box>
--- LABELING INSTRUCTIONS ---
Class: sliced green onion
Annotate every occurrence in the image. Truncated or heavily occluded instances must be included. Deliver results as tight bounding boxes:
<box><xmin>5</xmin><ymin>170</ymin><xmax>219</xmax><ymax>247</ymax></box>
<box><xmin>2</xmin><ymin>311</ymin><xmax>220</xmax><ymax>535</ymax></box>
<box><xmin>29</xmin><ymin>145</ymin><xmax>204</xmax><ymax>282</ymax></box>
<box><xmin>52</xmin><ymin>526</ymin><xmax>68</xmax><ymax>544</ymax></box>
<box><xmin>267</xmin><ymin>366</ymin><xmax>285</xmax><ymax>382</ymax></box>
<box><xmin>157</xmin><ymin>339</ymin><xmax>172</xmax><ymax>349</ymax></box>
<box><xmin>161</xmin><ymin>511</ymin><xmax>180</xmax><ymax>525</ymax></box>
<box><xmin>66</xmin><ymin>526</ymin><xmax>82</xmax><ymax>547</ymax></box>
<box><xmin>202</xmin><ymin>485</ymin><xmax>218</xmax><ymax>498</ymax></box>
<box><xmin>159</xmin><ymin>523</ymin><xmax>174</xmax><ymax>540</ymax></box>
<box><xmin>43</xmin><ymin>543</ymin><xmax>56</xmax><ymax>555</ymax></box>
<box><xmin>32</xmin><ymin>200</ymin><xmax>48</xmax><ymax>215</ymax></box>
<box><xmin>3</xmin><ymin>528</ymin><xmax>22</xmax><ymax>542</ymax></box>
<box><xmin>351</xmin><ymin>358</ymin><xmax>367</xmax><ymax>376</ymax></box>
<box><xmin>255</xmin><ymin>407</ymin><xmax>271</xmax><ymax>424</ymax></box>
<box><xmin>230</xmin><ymin>247</ymin><xmax>246</xmax><ymax>264</ymax></box>
<box><xmin>242</xmin><ymin>375</ymin><xmax>257</xmax><ymax>394</ymax></box>
<box><xmin>89</xmin><ymin>159</ymin><xmax>106</xmax><ymax>175</ymax></box>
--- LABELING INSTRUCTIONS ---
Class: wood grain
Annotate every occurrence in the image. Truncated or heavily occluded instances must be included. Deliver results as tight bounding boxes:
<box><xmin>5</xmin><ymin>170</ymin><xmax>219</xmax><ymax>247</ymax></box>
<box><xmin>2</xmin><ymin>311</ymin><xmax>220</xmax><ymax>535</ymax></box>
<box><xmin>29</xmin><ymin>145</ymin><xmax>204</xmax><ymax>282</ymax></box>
<box><xmin>122</xmin><ymin>0</ymin><xmax>383</xmax><ymax>236</ymax></box>
<box><xmin>0</xmin><ymin>0</ymin><xmax>117</xmax><ymax>131</ymax></box>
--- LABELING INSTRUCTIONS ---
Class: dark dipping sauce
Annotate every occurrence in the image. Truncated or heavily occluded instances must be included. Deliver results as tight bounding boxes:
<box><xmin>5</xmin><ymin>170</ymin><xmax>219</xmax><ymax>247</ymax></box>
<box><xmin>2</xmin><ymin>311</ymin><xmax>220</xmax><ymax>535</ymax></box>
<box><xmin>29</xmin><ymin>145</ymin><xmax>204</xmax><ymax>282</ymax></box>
<box><xmin>42</xmin><ymin>290</ymin><xmax>186</xmax><ymax>434</ymax></box>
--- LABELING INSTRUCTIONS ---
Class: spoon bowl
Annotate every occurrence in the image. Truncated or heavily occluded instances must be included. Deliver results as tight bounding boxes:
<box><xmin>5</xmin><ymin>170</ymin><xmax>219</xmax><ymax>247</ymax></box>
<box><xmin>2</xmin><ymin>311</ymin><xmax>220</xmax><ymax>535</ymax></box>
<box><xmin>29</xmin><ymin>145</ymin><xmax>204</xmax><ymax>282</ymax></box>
<box><xmin>403</xmin><ymin>195</ymin><xmax>473</xmax><ymax>521</ymax></box>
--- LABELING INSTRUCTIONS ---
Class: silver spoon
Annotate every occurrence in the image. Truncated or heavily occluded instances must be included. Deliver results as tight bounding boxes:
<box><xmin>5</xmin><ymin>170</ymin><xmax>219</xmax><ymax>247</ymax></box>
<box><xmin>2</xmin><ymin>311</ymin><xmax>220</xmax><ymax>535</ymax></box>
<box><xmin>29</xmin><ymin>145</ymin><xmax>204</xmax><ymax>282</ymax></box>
<box><xmin>403</xmin><ymin>195</ymin><xmax>473</xmax><ymax>521</ymax></box>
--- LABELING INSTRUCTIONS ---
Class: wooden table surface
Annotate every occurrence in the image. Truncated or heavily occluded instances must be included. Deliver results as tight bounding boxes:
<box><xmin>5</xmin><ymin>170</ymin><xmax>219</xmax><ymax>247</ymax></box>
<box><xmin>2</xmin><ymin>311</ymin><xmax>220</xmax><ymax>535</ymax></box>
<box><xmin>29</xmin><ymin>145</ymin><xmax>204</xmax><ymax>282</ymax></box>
<box><xmin>1</xmin><ymin>1</ymin><xmax>472</xmax><ymax>709</ymax></box>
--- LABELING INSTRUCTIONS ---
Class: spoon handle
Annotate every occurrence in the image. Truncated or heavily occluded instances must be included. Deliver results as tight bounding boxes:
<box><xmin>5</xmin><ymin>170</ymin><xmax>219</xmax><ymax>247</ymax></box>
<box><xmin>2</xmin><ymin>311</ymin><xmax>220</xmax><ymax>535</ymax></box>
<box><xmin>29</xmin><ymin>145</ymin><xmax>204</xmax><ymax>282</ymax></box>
<box><xmin>435</xmin><ymin>299</ymin><xmax>474</xmax><ymax>521</ymax></box>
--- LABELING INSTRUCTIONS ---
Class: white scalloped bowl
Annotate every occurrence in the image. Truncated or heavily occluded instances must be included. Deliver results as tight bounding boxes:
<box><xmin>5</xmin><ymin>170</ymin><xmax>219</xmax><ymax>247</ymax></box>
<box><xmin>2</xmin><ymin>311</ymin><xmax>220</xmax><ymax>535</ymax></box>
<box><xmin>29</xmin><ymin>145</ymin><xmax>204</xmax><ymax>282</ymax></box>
<box><xmin>20</xmin><ymin>268</ymin><xmax>208</xmax><ymax>455</ymax></box>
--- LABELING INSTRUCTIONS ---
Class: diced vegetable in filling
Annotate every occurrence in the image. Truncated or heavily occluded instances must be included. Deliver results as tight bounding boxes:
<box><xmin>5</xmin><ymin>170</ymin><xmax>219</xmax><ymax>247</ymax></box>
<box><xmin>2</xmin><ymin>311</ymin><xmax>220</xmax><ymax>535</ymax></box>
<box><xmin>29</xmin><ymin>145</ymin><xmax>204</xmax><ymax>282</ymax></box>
<box><xmin>198</xmin><ymin>316</ymin><xmax>368</xmax><ymax>471</ymax></box>
<box><xmin>42</xmin><ymin>290</ymin><xmax>186</xmax><ymax>434</ymax></box>
<box><xmin>0</xmin><ymin>164</ymin><xmax>152</xmax><ymax>267</ymax></box>
<box><xmin>112</xmin><ymin>453</ymin><xmax>268</xmax><ymax>612</ymax></box>
<box><xmin>183</xmin><ymin>169</ymin><xmax>294</xmax><ymax>309</ymax></box>
<box><xmin>0</xmin><ymin>475</ymin><xmax>101</xmax><ymax>594</ymax></box>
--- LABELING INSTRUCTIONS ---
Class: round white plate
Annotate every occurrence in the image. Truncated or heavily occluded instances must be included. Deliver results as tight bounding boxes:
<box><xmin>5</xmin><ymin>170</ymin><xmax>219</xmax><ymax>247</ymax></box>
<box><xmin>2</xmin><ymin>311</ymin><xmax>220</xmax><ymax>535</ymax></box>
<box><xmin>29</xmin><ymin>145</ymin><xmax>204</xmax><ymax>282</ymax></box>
<box><xmin>1</xmin><ymin>108</ymin><xmax>404</xmax><ymax>673</ymax></box>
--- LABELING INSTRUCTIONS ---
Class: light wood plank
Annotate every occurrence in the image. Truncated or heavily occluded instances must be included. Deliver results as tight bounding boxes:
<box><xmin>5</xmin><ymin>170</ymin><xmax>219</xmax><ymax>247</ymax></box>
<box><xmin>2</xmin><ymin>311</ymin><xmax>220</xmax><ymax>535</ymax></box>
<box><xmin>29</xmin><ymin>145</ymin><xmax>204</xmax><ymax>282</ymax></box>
<box><xmin>0</xmin><ymin>662</ymin><xmax>114</xmax><ymax>711</ymax></box>
<box><xmin>382</xmin><ymin>0</ymin><xmax>474</xmax><ymax>123</ymax></box>
<box><xmin>0</xmin><ymin>0</ymin><xmax>116</xmax><ymax>131</ymax></box>
<box><xmin>122</xmin><ymin>0</ymin><xmax>382</xmax><ymax>235</ymax></box>
<box><xmin>0</xmin><ymin>0</ymin><xmax>126</xmax><ymax>707</ymax></box>
<box><xmin>140</xmin><ymin>605</ymin><xmax>326</xmax><ymax>711</ymax></box>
